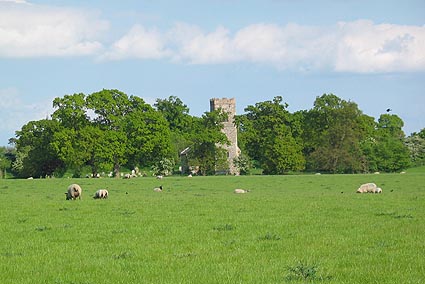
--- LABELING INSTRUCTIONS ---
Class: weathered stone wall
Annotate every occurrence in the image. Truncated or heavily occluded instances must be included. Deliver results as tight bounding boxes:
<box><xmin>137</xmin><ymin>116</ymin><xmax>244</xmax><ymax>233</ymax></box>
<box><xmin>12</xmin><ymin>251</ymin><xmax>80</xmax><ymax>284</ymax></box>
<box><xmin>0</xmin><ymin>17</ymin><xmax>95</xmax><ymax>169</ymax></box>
<box><xmin>210</xmin><ymin>98</ymin><xmax>240</xmax><ymax>175</ymax></box>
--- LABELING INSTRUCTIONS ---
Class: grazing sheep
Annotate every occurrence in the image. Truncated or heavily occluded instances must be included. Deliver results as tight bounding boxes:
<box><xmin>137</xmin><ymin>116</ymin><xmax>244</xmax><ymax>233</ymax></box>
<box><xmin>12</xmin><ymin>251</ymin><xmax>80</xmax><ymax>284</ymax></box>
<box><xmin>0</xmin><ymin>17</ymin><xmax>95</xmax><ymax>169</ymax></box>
<box><xmin>65</xmin><ymin>184</ymin><xmax>82</xmax><ymax>200</ymax></box>
<box><xmin>187</xmin><ymin>174</ymin><xmax>193</xmax><ymax>178</ymax></box>
<box><xmin>154</xmin><ymin>185</ymin><xmax>163</xmax><ymax>192</ymax></box>
<box><xmin>93</xmin><ymin>189</ymin><xmax>109</xmax><ymax>199</ymax></box>
<box><xmin>123</xmin><ymin>173</ymin><xmax>131</xmax><ymax>179</ymax></box>
<box><xmin>356</xmin><ymin>183</ymin><xmax>384</xmax><ymax>194</ymax></box>
<box><xmin>156</xmin><ymin>175</ymin><xmax>163</xmax><ymax>180</ymax></box>
<box><xmin>234</xmin><ymin>189</ymin><xmax>249</xmax><ymax>194</ymax></box>
<box><xmin>356</xmin><ymin>183</ymin><xmax>377</xmax><ymax>193</ymax></box>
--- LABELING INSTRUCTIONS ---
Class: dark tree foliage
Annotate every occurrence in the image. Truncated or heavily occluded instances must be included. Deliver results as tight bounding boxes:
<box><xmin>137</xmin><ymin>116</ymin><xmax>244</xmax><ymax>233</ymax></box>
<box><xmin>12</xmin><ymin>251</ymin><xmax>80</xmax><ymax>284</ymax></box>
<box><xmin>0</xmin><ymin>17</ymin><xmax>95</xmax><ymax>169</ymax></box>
<box><xmin>155</xmin><ymin>96</ymin><xmax>191</xmax><ymax>133</ymax></box>
<box><xmin>124</xmin><ymin>98</ymin><xmax>172</xmax><ymax>168</ymax></box>
<box><xmin>14</xmin><ymin>119</ymin><xmax>64</xmax><ymax>177</ymax></box>
<box><xmin>370</xmin><ymin>114</ymin><xmax>411</xmax><ymax>172</ymax></box>
<box><xmin>236</xmin><ymin>96</ymin><xmax>305</xmax><ymax>174</ymax></box>
<box><xmin>12</xmin><ymin>90</ymin><xmax>173</xmax><ymax>178</ymax></box>
<box><xmin>51</xmin><ymin>94</ymin><xmax>96</xmax><ymax>176</ymax></box>
<box><xmin>52</xmin><ymin>125</ymin><xmax>110</xmax><ymax>177</ymax></box>
<box><xmin>8</xmin><ymin>91</ymin><xmax>419</xmax><ymax>178</ymax></box>
<box><xmin>301</xmin><ymin>94</ymin><xmax>411</xmax><ymax>173</ymax></box>
<box><xmin>86</xmin><ymin>89</ymin><xmax>172</xmax><ymax>176</ymax></box>
<box><xmin>52</xmin><ymin>93</ymin><xmax>89</xmax><ymax>130</ymax></box>
<box><xmin>302</xmin><ymin>94</ymin><xmax>375</xmax><ymax>173</ymax></box>
<box><xmin>154</xmin><ymin>96</ymin><xmax>194</xmax><ymax>163</ymax></box>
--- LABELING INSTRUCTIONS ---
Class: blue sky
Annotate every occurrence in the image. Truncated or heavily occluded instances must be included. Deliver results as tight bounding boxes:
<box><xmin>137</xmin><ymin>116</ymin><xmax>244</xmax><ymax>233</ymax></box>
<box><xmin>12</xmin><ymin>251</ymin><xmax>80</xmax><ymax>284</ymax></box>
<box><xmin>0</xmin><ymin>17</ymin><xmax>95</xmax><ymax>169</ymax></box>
<box><xmin>0</xmin><ymin>0</ymin><xmax>424</xmax><ymax>146</ymax></box>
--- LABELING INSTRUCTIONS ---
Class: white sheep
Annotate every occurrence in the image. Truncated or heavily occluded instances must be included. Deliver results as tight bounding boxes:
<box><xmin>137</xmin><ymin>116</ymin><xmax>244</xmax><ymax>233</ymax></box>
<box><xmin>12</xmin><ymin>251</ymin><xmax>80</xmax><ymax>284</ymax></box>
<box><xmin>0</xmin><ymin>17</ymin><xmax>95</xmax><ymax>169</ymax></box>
<box><xmin>93</xmin><ymin>189</ymin><xmax>109</xmax><ymax>199</ymax></box>
<box><xmin>234</xmin><ymin>189</ymin><xmax>249</xmax><ymax>194</ymax></box>
<box><xmin>156</xmin><ymin>175</ymin><xmax>163</xmax><ymax>180</ymax></box>
<box><xmin>356</xmin><ymin>183</ymin><xmax>384</xmax><ymax>194</ymax></box>
<box><xmin>356</xmin><ymin>183</ymin><xmax>377</xmax><ymax>193</ymax></box>
<box><xmin>153</xmin><ymin>185</ymin><xmax>163</xmax><ymax>192</ymax></box>
<box><xmin>65</xmin><ymin>184</ymin><xmax>82</xmax><ymax>200</ymax></box>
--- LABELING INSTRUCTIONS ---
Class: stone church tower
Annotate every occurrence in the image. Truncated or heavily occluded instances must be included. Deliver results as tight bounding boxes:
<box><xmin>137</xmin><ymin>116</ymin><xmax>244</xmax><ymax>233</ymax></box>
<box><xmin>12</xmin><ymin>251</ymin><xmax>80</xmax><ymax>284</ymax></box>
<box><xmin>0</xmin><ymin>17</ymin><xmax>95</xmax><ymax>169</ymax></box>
<box><xmin>210</xmin><ymin>98</ymin><xmax>240</xmax><ymax>175</ymax></box>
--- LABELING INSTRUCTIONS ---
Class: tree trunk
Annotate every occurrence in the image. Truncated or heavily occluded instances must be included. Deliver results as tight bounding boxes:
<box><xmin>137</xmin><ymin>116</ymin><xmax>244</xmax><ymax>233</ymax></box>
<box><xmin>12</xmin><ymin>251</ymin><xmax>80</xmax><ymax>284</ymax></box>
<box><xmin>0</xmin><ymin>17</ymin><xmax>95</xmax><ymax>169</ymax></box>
<box><xmin>114</xmin><ymin>163</ymin><xmax>120</xmax><ymax>178</ymax></box>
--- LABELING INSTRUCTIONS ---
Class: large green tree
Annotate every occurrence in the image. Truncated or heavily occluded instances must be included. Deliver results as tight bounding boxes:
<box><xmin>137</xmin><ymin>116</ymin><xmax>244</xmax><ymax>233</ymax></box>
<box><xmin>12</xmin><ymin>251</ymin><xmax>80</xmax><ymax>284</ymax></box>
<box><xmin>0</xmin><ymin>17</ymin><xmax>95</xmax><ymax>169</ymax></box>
<box><xmin>155</xmin><ymin>96</ymin><xmax>195</xmax><ymax>164</ymax></box>
<box><xmin>124</xmin><ymin>96</ymin><xmax>172</xmax><ymax>167</ymax></box>
<box><xmin>370</xmin><ymin>114</ymin><xmax>410</xmax><ymax>172</ymax></box>
<box><xmin>13</xmin><ymin>119</ymin><xmax>64</xmax><ymax>178</ymax></box>
<box><xmin>51</xmin><ymin>93</ymin><xmax>95</xmax><ymax>176</ymax></box>
<box><xmin>52</xmin><ymin>93</ymin><xmax>125</xmax><ymax>177</ymax></box>
<box><xmin>52</xmin><ymin>93</ymin><xmax>89</xmax><ymax>129</ymax></box>
<box><xmin>86</xmin><ymin>89</ymin><xmax>171</xmax><ymax>176</ymax></box>
<box><xmin>302</xmin><ymin>94</ymin><xmax>374</xmax><ymax>173</ymax></box>
<box><xmin>236</xmin><ymin>96</ymin><xmax>305</xmax><ymax>174</ymax></box>
<box><xmin>51</xmin><ymin>89</ymin><xmax>172</xmax><ymax>177</ymax></box>
<box><xmin>154</xmin><ymin>96</ymin><xmax>192</xmax><ymax>133</ymax></box>
<box><xmin>51</xmin><ymin>125</ymin><xmax>108</xmax><ymax>177</ymax></box>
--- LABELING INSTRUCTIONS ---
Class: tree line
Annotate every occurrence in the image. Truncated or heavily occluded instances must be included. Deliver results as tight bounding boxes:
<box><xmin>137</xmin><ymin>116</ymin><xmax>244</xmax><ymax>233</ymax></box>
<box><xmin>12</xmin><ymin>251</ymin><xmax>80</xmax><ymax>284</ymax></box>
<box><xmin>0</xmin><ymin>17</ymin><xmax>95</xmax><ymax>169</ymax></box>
<box><xmin>0</xmin><ymin>90</ymin><xmax>424</xmax><ymax>178</ymax></box>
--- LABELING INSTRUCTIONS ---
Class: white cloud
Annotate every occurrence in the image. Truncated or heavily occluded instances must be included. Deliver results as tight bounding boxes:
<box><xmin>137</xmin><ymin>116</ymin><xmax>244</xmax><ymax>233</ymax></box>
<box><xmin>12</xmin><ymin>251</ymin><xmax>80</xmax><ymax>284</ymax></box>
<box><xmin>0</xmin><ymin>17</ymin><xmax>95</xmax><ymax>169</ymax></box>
<box><xmin>0</xmin><ymin>1</ymin><xmax>108</xmax><ymax>57</ymax></box>
<box><xmin>169</xmin><ymin>23</ymin><xmax>238</xmax><ymax>64</ymax></box>
<box><xmin>171</xmin><ymin>20</ymin><xmax>425</xmax><ymax>72</ymax></box>
<box><xmin>334</xmin><ymin>20</ymin><xmax>425</xmax><ymax>72</ymax></box>
<box><xmin>101</xmin><ymin>25</ymin><xmax>171</xmax><ymax>60</ymax></box>
<box><xmin>233</xmin><ymin>24</ymin><xmax>287</xmax><ymax>63</ymax></box>
<box><xmin>0</xmin><ymin>1</ymin><xmax>424</xmax><ymax>73</ymax></box>
<box><xmin>105</xmin><ymin>20</ymin><xmax>424</xmax><ymax>73</ymax></box>
<box><xmin>233</xmin><ymin>23</ymin><xmax>334</xmax><ymax>70</ymax></box>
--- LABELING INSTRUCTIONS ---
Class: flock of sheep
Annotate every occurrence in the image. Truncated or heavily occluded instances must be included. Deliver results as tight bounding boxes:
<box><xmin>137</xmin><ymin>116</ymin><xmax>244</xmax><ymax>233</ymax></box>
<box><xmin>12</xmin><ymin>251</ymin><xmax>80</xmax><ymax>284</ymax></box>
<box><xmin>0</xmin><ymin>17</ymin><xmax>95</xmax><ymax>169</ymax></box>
<box><xmin>64</xmin><ymin>183</ymin><xmax>166</xmax><ymax>200</ymax></box>
<box><xmin>64</xmin><ymin>183</ymin><xmax>252</xmax><ymax>200</ymax></box>
<box><xmin>65</xmin><ymin>184</ymin><xmax>109</xmax><ymax>200</ymax></box>
<box><xmin>64</xmin><ymin>181</ymin><xmax>382</xmax><ymax>200</ymax></box>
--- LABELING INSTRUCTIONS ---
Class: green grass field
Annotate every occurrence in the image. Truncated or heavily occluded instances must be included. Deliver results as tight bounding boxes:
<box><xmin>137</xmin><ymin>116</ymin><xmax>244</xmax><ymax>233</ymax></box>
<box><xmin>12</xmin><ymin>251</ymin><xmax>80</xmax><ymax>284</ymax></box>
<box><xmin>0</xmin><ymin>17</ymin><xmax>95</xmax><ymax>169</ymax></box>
<box><xmin>0</xmin><ymin>172</ymin><xmax>424</xmax><ymax>284</ymax></box>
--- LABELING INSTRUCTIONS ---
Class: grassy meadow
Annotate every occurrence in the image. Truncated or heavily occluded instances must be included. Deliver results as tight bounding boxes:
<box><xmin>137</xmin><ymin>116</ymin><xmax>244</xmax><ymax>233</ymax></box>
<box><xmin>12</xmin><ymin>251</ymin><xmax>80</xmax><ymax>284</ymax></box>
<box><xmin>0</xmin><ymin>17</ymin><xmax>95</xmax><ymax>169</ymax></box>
<box><xmin>0</xmin><ymin>171</ymin><xmax>424</xmax><ymax>284</ymax></box>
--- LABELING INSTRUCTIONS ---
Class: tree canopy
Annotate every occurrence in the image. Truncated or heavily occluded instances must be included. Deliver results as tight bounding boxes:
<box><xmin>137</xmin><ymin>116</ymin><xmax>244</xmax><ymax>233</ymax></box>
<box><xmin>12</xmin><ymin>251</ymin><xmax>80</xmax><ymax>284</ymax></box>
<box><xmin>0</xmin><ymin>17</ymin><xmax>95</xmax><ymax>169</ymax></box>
<box><xmin>236</xmin><ymin>96</ymin><xmax>305</xmax><ymax>174</ymax></box>
<box><xmin>4</xmin><ymin>91</ymin><xmax>418</xmax><ymax>178</ymax></box>
<box><xmin>301</xmin><ymin>94</ymin><xmax>372</xmax><ymax>173</ymax></box>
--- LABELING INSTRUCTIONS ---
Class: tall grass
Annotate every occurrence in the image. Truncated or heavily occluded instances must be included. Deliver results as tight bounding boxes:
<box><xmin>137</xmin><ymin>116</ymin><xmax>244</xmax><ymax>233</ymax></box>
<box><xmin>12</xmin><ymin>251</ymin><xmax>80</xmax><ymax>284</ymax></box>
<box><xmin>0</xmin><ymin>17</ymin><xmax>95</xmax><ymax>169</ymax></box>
<box><xmin>0</xmin><ymin>173</ymin><xmax>424</xmax><ymax>283</ymax></box>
